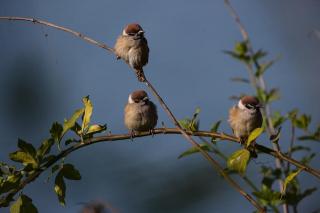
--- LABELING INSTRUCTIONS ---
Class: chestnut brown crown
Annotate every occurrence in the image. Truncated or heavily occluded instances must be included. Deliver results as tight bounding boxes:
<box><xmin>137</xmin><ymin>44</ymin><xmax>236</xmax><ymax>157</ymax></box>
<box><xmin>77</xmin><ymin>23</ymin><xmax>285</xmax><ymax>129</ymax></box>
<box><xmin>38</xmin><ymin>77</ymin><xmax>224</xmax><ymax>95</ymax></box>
<box><xmin>241</xmin><ymin>96</ymin><xmax>261</xmax><ymax>110</ymax></box>
<box><xmin>130</xmin><ymin>90</ymin><xmax>148</xmax><ymax>103</ymax></box>
<box><xmin>124</xmin><ymin>23</ymin><xmax>144</xmax><ymax>36</ymax></box>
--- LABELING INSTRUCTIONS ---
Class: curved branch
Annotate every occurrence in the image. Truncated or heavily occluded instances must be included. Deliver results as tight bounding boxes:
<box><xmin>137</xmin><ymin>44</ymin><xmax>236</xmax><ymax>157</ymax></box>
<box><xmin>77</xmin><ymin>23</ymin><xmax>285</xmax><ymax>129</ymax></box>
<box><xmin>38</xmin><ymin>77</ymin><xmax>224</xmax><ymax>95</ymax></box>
<box><xmin>1</xmin><ymin>128</ymin><xmax>319</xmax><ymax>208</ymax></box>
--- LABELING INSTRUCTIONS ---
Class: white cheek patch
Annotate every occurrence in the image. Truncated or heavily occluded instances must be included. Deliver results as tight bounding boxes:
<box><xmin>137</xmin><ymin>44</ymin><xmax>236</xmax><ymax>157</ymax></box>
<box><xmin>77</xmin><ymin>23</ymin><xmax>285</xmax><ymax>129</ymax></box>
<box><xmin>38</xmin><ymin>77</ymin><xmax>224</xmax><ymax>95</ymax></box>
<box><xmin>128</xmin><ymin>95</ymin><xmax>135</xmax><ymax>104</ymax></box>
<box><xmin>122</xmin><ymin>29</ymin><xmax>128</xmax><ymax>36</ymax></box>
<box><xmin>238</xmin><ymin>100</ymin><xmax>246</xmax><ymax>110</ymax></box>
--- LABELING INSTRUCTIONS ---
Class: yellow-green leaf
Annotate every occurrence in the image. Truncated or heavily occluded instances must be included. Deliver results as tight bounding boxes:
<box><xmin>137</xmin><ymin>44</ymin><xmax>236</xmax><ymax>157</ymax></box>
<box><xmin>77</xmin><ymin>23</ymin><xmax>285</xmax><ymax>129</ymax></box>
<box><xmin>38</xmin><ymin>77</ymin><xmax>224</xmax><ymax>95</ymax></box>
<box><xmin>61</xmin><ymin>164</ymin><xmax>81</xmax><ymax>180</ymax></box>
<box><xmin>178</xmin><ymin>144</ymin><xmax>211</xmax><ymax>159</ymax></box>
<box><xmin>37</xmin><ymin>139</ymin><xmax>54</xmax><ymax>159</ymax></box>
<box><xmin>54</xmin><ymin>172</ymin><xmax>66</xmax><ymax>206</ymax></box>
<box><xmin>17</xmin><ymin>139</ymin><xmax>36</xmax><ymax>158</ymax></box>
<box><xmin>50</xmin><ymin>122</ymin><xmax>63</xmax><ymax>143</ymax></box>
<box><xmin>9</xmin><ymin>151</ymin><xmax>37</xmax><ymax>168</ymax></box>
<box><xmin>86</xmin><ymin>124</ymin><xmax>107</xmax><ymax>135</ymax></box>
<box><xmin>246</xmin><ymin>127</ymin><xmax>264</xmax><ymax>147</ymax></box>
<box><xmin>10</xmin><ymin>194</ymin><xmax>38</xmax><ymax>213</ymax></box>
<box><xmin>62</xmin><ymin>108</ymin><xmax>85</xmax><ymax>137</ymax></box>
<box><xmin>81</xmin><ymin>96</ymin><xmax>93</xmax><ymax>134</ymax></box>
<box><xmin>227</xmin><ymin>149</ymin><xmax>250</xmax><ymax>175</ymax></box>
<box><xmin>281</xmin><ymin>169</ymin><xmax>303</xmax><ymax>196</ymax></box>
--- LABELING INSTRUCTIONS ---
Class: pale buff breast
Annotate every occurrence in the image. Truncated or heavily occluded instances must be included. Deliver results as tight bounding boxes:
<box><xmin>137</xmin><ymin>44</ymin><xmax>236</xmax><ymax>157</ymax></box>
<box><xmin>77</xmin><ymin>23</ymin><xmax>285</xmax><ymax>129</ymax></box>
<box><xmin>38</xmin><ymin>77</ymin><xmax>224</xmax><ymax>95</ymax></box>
<box><xmin>114</xmin><ymin>36</ymin><xmax>149</xmax><ymax>70</ymax></box>
<box><xmin>124</xmin><ymin>102</ymin><xmax>157</xmax><ymax>132</ymax></box>
<box><xmin>228</xmin><ymin>106</ymin><xmax>262</xmax><ymax>139</ymax></box>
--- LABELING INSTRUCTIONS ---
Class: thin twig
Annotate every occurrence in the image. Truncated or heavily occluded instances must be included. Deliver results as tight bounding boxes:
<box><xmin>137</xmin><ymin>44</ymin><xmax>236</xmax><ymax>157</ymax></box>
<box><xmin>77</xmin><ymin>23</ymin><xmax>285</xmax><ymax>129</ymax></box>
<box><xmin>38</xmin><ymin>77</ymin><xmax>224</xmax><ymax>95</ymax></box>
<box><xmin>0</xmin><ymin>16</ymin><xmax>114</xmax><ymax>53</ymax></box>
<box><xmin>287</xmin><ymin>124</ymin><xmax>296</xmax><ymax>172</ymax></box>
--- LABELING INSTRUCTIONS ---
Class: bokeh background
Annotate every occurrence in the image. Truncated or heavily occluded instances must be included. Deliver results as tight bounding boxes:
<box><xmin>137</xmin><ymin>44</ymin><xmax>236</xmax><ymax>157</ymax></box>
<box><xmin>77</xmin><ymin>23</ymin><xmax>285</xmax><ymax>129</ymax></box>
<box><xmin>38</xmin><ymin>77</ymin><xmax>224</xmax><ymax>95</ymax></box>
<box><xmin>1</xmin><ymin>0</ymin><xmax>320</xmax><ymax>212</ymax></box>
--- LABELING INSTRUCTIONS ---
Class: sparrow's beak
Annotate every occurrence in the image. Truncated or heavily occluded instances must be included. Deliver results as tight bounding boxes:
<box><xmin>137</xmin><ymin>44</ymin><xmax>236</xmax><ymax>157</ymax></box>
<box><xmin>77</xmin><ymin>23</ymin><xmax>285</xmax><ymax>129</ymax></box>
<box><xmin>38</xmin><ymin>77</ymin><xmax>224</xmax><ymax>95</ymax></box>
<box><xmin>137</xmin><ymin>30</ymin><xmax>144</xmax><ymax>35</ymax></box>
<box><xmin>256</xmin><ymin>104</ymin><xmax>264</xmax><ymax>109</ymax></box>
<box><xmin>143</xmin><ymin>96</ymin><xmax>149</xmax><ymax>101</ymax></box>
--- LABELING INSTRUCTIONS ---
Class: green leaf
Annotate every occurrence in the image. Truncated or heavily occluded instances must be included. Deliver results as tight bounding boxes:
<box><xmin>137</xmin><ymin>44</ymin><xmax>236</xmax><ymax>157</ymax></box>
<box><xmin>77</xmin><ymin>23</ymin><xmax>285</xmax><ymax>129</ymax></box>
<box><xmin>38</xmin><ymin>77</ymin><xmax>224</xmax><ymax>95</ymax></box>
<box><xmin>50</xmin><ymin>122</ymin><xmax>63</xmax><ymax>143</ymax></box>
<box><xmin>9</xmin><ymin>151</ymin><xmax>37</xmax><ymax>168</ymax></box>
<box><xmin>246</xmin><ymin>127</ymin><xmax>264</xmax><ymax>147</ymax></box>
<box><xmin>298</xmin><ymin>135</ymin><xmax>320</xmax><ymax>142</ymax></box>
<box><xmin>54</xmin><ymin>171</ymin><xmax>66</xmax><ymax>206</ymax></box>
<box><xmin>81</xmin><ymin>96</ymin><xmax>93</xmax><ymax>134</ymax></box>
<box><xmin>0</xmin><ymin>174</ymin><xmax>22</xmax><ymax>194</ymax></box>
<box><xmin>230</xmin><ymin>77</ymin><xmax>250</xmax><ymax>84</ymax></box>
<box><xmin>235</xmin><ymin>41</ymin><xmax>248</xmax><ymax>55</ymax></box>
<box><xmin>210</xmin><ymin>120</ymin><xmax>222</xmax><ymax>142</ymax></box>
<box><xmin>253</xmin><ymin>184</ymin><xmax>283</xmax><ymax>207</ymax></box>
<box><xmin>62</xmin><ymin>108</ymin><xmax>85</xmax><ymax>137</ymax></box>
<box><xmin>227</xmin><ymin>149</ymin><xmax>250</xmax><ymax>175</ymax></box>
<box><xmin>17</xmin><ymin>139</ymin><xmax>37</xmax><ymax>158</ymax></box>
<box><xmin>61</xmin><ymin>164</ymin><xmax>81</xmax><ymax>180</ymax></box>
<box><xmin>252</xmin><ymin>49</ymin><xmax>267</xmax><ymax>61</ymax></box>
<box><xmin>178</xmin><ymin>108</ymin><xmax>201</xmax><ymax>132</ymax></box>
<box><xmin>10</xmin><ymin>194</ymin><xmax>38</xmax><ymax>213</ymax></box>
<box><xmin>256</xmin><ymin>88</ymin><xmax>267</xmax><ymax>103</ymax></box>
<box><xmin>266</xmin><ymin>88</ymin><xmax>280</xmax><ymax>103</ymax></box>
<box><xmin>281</xmin><ymin>169</ymin><xmax>302</xmax><ymax>196</ymax></box>
<box><xmin>300</xmin><ymin>153</ymin><xmax>316</xmax><ymax>165</ymax></box>
<box><xmin>37</xmin><ymin>139</ymin><xmax>54</xmax><ymax>159</ymax></box>
<box><xmin>288</xmin><ymin>146</ymin><xmax>311</xmax><ymax>153</ymax></box>
<box><xmin>272</xmin><ymin>112</ymin><xmax>287</xmax><ymax>128</ymax></box>
<box><xmin>70</xmin><ymin>122</ymin><xmax>82</xmax><ymax>136</ymax></box>
<box><xmin>255</xmin><ymin>60</ymin><xmax>274</xmax><ymax>77</ymax></box>
<box><xmin>178</xmin><ymin>118</ymin><xmax>191</xmax><ymax>130</ymax></box>
<box><xmin>294</xmin><ymin>114</ymin><xmax>311</xmax><ymax>130</ymax></box>
<box><xmin>178</xmin><ymin>144</ymin><xmax>211</xmax><ymax>159</ymax></box>
<box><xmin>86</xmin><ymin>124</ymin><xmax>107</xmax><ymax>135</ymax></box>
<box><xmin>223</xmin><ymin>50</ymin><xmax>250</xmax><ymax>63</ymax></box>
<box><xmin>210</xmin><ymin>120</ymin><xmax>222</xmax><ymax>133</ymax></box>
<box><xmin>298</xmin><ymin>125</ymin><xmax>320</xmax><ymax>142</ymax></box>
<box><xmin>269</xmin><ymin>127</ymin><xmax>281</xmax><ymax>144</ymax></box>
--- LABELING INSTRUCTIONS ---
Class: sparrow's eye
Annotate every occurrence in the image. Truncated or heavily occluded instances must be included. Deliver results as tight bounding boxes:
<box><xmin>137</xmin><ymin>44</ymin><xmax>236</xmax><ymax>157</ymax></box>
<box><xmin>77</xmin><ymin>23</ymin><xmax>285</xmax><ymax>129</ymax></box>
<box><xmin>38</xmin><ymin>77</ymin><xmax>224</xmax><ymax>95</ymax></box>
<box><xmin>245</xmin><ymin>104</ymin><xmax>254</xmax><ymax>109</ymax></box>
<box><xmin>127</xmin><ymin>33</ymin><xmax>136</xmax><ymax>36</ymax></box>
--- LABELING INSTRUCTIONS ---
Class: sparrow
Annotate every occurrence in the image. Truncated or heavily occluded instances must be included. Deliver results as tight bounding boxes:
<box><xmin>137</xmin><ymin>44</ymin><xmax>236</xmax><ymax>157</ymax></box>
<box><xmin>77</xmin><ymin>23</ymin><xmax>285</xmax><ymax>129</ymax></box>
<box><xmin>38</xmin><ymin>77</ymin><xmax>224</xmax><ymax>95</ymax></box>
<box><xmin>114</xmin><ymin>23</ymin><xmax>149</xmax><ymax>82</ymax></box>
<box><xmin>124</xmin><ymin>90</ymin><xmax>158</xmax><ymax>137</ymax></box>
<box><xmin>228</xmin><ymin>96</ymin><xmax>263</xmax><ymax>144</ymax></box>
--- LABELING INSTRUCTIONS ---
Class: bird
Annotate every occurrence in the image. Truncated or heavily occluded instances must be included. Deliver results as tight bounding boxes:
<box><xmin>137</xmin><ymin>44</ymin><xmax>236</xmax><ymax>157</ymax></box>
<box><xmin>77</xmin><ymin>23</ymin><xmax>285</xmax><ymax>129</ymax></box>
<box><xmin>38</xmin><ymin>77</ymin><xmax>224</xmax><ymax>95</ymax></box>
<box><xmin>114</xmin><ymin>23</ymin><xmax>149</xmax><ymax>82</ymax></box>
<box><xmin>228</xmin><ymin>96</ymin><xmax>263</xmax><ymax>144</ymax></box>
<box><xmin>124</xmin><ymin>90</ymin><xmax>158</xmax><ymax>137</ymax></box>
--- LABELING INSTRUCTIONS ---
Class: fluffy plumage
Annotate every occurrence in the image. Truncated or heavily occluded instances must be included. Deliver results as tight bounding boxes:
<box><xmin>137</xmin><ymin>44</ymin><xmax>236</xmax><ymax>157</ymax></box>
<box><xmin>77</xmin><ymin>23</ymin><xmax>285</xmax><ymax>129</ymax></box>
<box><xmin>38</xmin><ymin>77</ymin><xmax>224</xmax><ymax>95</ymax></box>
<box><xmin>114</xmin><ymin>23</ymin><xmax>149</xmax><ymax>82</ymax></box>
<box><xmin>228</xmin><ymin>96</ymin><xmax>263</xmax><ymax>142</ymax></box>
<box><xmin>124</xmin><ymin>90</ymin><xmax>157</xmax><ymax>133</ymax></box>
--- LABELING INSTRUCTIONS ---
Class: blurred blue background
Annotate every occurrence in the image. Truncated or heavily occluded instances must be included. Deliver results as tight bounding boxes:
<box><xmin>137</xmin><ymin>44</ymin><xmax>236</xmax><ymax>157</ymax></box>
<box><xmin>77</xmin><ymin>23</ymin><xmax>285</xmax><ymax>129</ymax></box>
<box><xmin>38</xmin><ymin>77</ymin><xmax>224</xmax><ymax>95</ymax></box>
<box><xmin>0</xmin><ymin>0</ymin><xmax>319</xmax><ymax>212</ymax></box>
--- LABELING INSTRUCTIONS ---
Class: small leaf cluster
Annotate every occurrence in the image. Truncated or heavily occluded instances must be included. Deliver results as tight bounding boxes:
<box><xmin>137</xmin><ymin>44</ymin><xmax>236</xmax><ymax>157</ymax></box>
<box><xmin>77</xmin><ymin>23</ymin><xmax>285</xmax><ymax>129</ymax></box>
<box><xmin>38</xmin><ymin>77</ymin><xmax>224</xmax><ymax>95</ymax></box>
<box><xmin>0</xmin><ymin>96</ymin><xmax>107</xmax><ymax>212</ymax></box>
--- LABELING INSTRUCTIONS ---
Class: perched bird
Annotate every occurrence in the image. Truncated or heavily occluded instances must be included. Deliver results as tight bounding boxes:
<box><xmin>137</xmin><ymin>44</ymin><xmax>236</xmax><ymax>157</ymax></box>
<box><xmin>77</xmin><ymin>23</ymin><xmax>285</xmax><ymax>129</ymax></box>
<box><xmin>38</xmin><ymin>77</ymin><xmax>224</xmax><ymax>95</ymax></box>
<box><xmin>114</xmin><ymin>23</ymin><xmax>149</xmax><ymax>82</ymax></box>
<box><xmin>124</xmin><ymin>90</ymin><xmax>158</xmax><ymax>137</ymax></box>
<box><xmin>228</xmin><ymin>96</ymin><xmax>263</xmax><ymax>143</ymax></box>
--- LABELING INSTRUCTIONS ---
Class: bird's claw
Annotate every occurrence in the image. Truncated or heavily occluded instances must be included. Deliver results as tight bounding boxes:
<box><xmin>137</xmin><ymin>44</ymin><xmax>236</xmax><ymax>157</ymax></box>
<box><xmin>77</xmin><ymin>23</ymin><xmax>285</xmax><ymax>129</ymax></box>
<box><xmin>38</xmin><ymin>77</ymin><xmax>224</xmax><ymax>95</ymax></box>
<box><xmin>149</xmin><ymin>129</ymin><xmax>155</xmax><ymax>137</ymax></box>
<box><xmin>130</xmin><ymin>130</ymin><xmax>136</xmax><ymax>141</ymax></box>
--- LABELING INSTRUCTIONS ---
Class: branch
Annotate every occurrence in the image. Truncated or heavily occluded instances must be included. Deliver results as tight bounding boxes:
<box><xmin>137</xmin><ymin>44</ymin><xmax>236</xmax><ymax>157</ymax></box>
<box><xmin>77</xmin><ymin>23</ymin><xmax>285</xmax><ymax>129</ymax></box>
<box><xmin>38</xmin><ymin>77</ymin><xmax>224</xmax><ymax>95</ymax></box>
<box><xmin>1</xmin><ymin>128</ymin><xmax>319</xmax><ymax>208</ymax></box>
<box><xmin>0</xmin><ymin>16</ymin><xmax>265</xmax><ymax>211</ymax></box>
<box><xmin>0</xmin><ymin>16</ymin><xmax>114</xmax><ymax>53</ymax></box>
